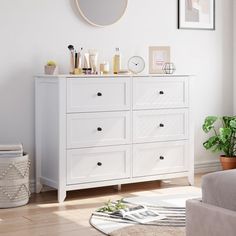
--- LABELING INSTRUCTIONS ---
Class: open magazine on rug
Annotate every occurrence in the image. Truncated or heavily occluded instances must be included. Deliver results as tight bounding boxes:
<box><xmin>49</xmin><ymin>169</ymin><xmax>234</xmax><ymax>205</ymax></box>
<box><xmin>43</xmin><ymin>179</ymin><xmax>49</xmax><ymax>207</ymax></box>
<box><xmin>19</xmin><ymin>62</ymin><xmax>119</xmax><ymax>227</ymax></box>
<box><xmin>111</xmin><ymin>204</ymin><xmax>166</xmax><ymax>223</ymax></box>
<box><xmin>96</xmin><ymin>200</ymin><xmax>166</xmax><ymax>224</ymax></box>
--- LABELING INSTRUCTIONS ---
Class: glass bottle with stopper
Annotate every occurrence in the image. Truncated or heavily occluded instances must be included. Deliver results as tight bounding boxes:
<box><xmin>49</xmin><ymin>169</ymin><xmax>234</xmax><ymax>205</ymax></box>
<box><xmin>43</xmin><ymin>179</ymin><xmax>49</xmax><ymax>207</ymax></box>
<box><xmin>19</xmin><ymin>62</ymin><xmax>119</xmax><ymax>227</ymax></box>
<box><xmin>113</xmin><ymin>48</ymin><xmax>121</xmax><ymax>74</ymax></box>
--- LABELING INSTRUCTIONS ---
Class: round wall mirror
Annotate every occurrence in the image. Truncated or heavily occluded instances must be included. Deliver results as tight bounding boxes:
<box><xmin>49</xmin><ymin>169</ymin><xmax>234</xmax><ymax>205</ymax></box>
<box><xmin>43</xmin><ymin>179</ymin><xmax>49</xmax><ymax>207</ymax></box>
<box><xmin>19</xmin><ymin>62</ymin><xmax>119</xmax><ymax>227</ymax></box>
<box><xmin>75</xmin><ymin>0</ymin><xmax>128</xmax><ymax>27</ymax></box>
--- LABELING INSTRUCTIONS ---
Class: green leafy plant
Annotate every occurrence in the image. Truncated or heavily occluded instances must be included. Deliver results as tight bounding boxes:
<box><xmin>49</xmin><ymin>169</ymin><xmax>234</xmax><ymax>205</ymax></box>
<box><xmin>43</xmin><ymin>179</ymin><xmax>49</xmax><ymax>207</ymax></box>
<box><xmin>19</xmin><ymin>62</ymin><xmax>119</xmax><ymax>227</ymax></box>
<box><xmin>202</xmin><ymin>116</ymin><xmax>236</xmax><ymax>157</ymax></box>
<box><xmin>97</xmin><ymin>199</ymin><xmax>127</xmax><ymax>213</ymax></box>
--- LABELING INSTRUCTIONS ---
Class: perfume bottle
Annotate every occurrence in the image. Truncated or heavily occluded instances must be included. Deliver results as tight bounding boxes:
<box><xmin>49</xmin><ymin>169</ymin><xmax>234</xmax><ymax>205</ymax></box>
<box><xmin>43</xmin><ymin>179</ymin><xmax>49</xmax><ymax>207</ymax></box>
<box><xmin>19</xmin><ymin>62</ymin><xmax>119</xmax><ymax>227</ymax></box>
<box><xmin>113</xmin><ymin>48</ymin><xmax>121</xmax><ymax>74</ymax></box>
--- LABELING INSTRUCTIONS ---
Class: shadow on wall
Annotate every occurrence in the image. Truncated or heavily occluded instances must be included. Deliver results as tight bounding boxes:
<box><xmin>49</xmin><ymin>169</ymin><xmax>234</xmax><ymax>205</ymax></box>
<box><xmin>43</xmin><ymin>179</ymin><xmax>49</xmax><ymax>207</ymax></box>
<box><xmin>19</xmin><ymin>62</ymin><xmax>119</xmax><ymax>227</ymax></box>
<box><xmin>0</xmin><ymin>65</ymin><xmax>36</xmax><ymax>178</ymax></box>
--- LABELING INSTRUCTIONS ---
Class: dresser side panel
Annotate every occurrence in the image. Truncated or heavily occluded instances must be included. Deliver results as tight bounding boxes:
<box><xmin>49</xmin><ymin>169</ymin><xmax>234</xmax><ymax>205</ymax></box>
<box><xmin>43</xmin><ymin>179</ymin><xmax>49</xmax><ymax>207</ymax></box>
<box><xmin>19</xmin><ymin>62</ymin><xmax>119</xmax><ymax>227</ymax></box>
<box><xmin>35</xmin><ymin>78</ymin><xmax>62</xmax><ymax>189</ymax></box>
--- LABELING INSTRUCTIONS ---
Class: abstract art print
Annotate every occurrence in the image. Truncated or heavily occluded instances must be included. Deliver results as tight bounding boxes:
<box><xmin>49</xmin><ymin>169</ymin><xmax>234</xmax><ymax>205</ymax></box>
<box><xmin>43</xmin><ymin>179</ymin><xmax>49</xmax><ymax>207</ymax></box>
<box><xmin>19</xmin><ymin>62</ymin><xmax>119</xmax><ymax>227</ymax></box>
<box><xmin>178</xmin><ymin>0</ymin><xmax>215</xmax><ymax>30</ymax></box>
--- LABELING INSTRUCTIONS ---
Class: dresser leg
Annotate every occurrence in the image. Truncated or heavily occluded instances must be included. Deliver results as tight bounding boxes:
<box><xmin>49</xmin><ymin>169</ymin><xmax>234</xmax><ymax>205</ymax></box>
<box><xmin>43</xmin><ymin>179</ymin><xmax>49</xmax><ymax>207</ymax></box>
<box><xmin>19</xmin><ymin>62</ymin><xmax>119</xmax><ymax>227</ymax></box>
<box><xmin>114</xmin><ymin>184</ymin><xmax>121</xmax><ymax>191</ymax></box>
<box><xmin>58</xmin><ymin>190</ymin><xmax>66</xmax><ymax>203</ymax></box>
<box><xmin>188</xmin><ymin>174</ymin><xmax>194</xmax><ymax>186</ymax></box>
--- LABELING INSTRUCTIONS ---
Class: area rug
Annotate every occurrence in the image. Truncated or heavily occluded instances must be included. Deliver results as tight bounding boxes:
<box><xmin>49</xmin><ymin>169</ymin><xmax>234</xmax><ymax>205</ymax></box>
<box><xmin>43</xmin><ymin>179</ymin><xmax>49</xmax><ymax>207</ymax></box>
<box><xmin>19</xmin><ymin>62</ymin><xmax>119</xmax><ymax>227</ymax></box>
<box><xmin>90</xmin><ymin>186</ymin><xmax>201</xmax><ymax>236</ymax></box>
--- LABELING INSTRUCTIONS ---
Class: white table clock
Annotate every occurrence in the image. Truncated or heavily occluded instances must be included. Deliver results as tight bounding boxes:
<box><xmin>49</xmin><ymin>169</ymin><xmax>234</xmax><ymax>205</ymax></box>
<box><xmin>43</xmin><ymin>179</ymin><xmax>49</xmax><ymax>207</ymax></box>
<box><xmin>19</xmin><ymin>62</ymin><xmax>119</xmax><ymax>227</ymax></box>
<box><xmin>128</xmin><ymin>56</ymin><xmax>145</xmax><ymax>74</ymax></box>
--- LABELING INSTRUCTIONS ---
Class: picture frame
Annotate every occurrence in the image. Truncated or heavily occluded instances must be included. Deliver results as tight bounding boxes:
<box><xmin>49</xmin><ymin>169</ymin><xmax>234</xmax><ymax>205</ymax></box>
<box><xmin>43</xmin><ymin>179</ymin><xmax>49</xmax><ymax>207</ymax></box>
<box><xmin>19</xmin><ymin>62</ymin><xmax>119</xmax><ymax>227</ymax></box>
<box><xmin>178</xmin><ymin>0</ymin><xmax>215</xmax><ymax>30</ymax></box>
<box><xmin>149</xmin><ymin>46</ymin><xmax>170</xmax><ymax>74</ymax></box>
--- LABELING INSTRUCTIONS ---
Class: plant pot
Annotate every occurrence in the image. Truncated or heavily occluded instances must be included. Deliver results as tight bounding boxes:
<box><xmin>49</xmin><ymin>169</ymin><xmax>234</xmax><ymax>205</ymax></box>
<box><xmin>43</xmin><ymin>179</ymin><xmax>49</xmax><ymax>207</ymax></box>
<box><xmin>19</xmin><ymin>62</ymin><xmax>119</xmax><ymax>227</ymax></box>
<box><xmin>220</xmin><ymin>156</ymin><xmax>236</xmax><ymax>170</ymax></box>
<box><xmin>44</xmin><ymin>65</ymin><xmax>58</xmax><ymax>75</ymax></box>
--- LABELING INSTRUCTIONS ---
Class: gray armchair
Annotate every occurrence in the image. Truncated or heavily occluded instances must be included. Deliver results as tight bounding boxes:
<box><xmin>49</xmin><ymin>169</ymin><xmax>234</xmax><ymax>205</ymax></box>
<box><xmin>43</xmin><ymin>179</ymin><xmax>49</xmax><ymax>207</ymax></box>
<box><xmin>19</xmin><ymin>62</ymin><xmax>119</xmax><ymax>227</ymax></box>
<box><xmin>186</xmin><ymin>170</ymin><xmax>236</xmax><ymax>236</ymax></box>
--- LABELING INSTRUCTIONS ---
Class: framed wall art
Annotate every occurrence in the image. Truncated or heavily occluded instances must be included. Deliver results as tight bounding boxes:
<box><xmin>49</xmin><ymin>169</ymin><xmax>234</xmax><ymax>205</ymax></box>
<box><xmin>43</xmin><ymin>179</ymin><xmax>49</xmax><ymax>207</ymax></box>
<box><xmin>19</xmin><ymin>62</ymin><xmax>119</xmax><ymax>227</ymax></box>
<box><xmin>149</xmin><ymin>46</ymin><xmax>170</xmax><ymax>74</ymax></box>
<box><xmin>178</xmin><ymin>0</ymin><xmax>215</xmax><ymax>30</ymax></box>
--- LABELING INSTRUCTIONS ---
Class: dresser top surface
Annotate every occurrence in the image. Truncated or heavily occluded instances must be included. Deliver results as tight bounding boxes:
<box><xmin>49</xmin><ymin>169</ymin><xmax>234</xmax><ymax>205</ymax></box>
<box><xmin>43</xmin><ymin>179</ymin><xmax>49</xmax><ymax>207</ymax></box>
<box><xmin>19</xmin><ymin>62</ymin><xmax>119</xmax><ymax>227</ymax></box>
<box><xmin>35</xmin><ymin>74</ymin><xmax>192</xmax><ymax>79</ymax></box>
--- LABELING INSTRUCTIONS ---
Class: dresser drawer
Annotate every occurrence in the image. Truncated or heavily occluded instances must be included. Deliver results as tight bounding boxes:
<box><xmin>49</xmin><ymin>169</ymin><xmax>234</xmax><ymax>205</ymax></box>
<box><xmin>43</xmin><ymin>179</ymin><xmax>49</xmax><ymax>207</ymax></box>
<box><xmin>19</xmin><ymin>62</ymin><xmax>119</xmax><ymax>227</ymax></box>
<box><xmin>133</xmin><ymin>78</ymin><xmax>188</xmax><ymax>110</ymax></box>
<box><xmin>67</xmin><ymin>146</ymin><xmax>131</xmax><ymax>184</ymax></box>
<box><xmin>133</xmin><ymin>141</ymin><xmax>188</xmax><ymax>177</ymax></box>
<box><xmin>67</xmin><ymin>78</ymin><xmax>130</xmax><ymax>112</ymax></box>
<box><xmin>133</xmin><ymin>109</ymin><xmax>188</xmax><ymax>143</ymax></box>
<box><xmin>67</xmin><ymin>111</ymin><xmax>131</xmax><ymax>148</ymax></box>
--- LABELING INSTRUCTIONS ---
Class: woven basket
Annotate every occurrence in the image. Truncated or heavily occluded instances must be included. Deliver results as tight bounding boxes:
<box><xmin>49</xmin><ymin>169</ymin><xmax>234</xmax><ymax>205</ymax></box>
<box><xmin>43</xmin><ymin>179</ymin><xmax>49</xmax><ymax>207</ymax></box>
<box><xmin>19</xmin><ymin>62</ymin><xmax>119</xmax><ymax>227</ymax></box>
<box><xmin>0</xmin><ymin>154</ymin><xmax>30</xmax><ymax>208</ymax></box>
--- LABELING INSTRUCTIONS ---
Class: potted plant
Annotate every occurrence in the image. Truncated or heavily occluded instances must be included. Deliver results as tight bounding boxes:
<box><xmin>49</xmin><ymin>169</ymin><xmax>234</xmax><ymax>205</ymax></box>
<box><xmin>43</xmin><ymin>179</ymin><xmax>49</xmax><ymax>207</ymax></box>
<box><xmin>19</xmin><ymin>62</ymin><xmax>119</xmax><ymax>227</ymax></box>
<box><xmin>44</xmin><ymin>60</ymin><xmax>58</xmax><ymax>75</ymax></box>
<box><xmin>202</xmin><ymin>116</ymin><xmax>236</xmax><ymax>170</ymax></box>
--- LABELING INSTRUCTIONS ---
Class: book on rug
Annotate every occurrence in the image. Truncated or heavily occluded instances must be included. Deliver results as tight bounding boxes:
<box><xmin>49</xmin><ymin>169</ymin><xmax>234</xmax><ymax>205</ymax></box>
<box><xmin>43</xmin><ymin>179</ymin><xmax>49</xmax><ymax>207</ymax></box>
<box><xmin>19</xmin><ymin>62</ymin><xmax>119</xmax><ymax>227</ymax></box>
<box><xmin>96</xmin><ymin>200</ymin><xmax>166</xmax><ymax>224</ymax></box>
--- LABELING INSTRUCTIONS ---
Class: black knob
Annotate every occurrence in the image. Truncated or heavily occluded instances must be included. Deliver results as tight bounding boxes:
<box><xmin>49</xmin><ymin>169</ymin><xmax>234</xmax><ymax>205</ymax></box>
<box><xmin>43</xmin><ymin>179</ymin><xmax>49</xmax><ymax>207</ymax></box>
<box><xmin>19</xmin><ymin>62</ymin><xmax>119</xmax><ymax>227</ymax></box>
<box><xmin>97</xmin><ymin>162</ymin><xmax>102</xmax><ymax>166</ymax></box>
<box><xmin>159</xmin><ymin>123</ymin><xmax>164</xmax><ymax>127</ymax></box>
<box><xmin>160</xmin><ymin>156</ymin><xmax>164</xmax><ymax>160</ymax></box>
<box><xmin>159</xmin><ymin>91</ymin><xmax>164</xmax><ymax>95</ymax></box>
<box><xmin>97</xmin><ymin>127</ymin><xmax>102</xmax><ymax>131</ymax></box>
<box><xmin>97</xmin><ymin>92</ymin><xmax>102</xmax><ymax>96</ymax></box>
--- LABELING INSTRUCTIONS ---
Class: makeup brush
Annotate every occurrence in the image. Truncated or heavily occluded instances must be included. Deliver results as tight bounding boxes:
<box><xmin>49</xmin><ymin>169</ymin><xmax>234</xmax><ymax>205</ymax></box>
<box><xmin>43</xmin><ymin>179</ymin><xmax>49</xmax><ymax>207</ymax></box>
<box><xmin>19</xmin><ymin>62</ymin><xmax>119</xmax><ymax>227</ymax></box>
<box><xmin>68</xmin><ymin>45</ymin><xmax>74</xmax><ymax>52</ymax></box>
<box><xmin>75</xmin><ymin>50</ymin><xmax>78</xmax><ymax>69</ymax></box>
<box><xmin>68</xmin><ymin>45</ymin><xmax>75</xmax><ymax>74</ymax></box>
<box><xmin>78</xmin><ymin>47</ymin><xmax>83</xmax><ymax>68</ymax></box>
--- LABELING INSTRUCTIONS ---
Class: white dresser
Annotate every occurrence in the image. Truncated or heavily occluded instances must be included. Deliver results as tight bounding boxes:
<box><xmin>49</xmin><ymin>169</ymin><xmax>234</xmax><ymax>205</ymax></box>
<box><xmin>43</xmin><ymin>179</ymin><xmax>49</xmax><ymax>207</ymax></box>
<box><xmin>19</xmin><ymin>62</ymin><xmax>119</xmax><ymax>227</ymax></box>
<box><xmin>35</xmin><ymin>74</ymin><xmax>194</xmax><ymax>202</ymax></box>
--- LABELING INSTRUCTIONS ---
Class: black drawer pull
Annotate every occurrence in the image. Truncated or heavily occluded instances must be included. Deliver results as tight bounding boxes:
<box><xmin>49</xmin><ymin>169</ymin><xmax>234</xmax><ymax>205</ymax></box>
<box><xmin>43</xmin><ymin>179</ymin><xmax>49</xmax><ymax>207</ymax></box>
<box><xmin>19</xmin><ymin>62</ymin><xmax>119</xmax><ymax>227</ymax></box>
<box><xmin>160</xmin><ymin>156</ymin><xmax>165</xmax><ymax>160</ymax></box>
<box><xmin>159</xmin><ymin>91</ymin><xmax>164</xmax><ymax>95</ymax></box>
<box><xmin>97</xmin><ymin>127</ymin><xmax>102</xmax><ymax>131</ymax></box>
<box><xmin>159</xmin><ymin>123</ymin><xmax>165</xmax><ymax>128</ymax></box>
<box><xmin>97</xmin><ymin>162</ymin><xmax>102</xmax><ymax>166</ymax></box>
<box><xmin>97</xmin><ymin>92</ymin><xmax>102</xmax><ymax>96</ymax></box>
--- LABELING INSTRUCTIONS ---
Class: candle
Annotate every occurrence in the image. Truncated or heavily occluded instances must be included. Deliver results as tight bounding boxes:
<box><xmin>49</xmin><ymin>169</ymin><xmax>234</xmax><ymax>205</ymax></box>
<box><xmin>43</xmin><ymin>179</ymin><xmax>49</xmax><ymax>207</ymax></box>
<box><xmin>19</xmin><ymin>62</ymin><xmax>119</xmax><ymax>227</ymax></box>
<box><xmin>100</xmin><ymin>62</ymin><xmax>109</xmax><ymax>75</ymax></box>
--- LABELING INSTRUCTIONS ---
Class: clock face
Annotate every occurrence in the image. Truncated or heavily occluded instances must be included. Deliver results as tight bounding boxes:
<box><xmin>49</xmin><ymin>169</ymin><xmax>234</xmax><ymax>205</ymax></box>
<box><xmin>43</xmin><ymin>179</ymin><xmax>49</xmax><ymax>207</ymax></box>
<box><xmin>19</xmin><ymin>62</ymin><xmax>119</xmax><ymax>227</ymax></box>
<box><xmin>128</xmin><ymin>56</ymin><xmax>145</xmax><ymax>74</ymax></box>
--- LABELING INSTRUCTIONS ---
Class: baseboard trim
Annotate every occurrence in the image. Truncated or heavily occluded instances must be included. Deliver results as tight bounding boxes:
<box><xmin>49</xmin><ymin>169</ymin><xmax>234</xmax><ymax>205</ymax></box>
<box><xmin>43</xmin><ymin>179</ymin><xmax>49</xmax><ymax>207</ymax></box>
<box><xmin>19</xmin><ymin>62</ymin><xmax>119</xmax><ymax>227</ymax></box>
<box><xmin>29</xmin><ymin>180</ymin><xmax>54</xmax><ymax>193</ymax></box>
<box><xmin>30</xmin><ymin>180</ymin><xmax>35</xmax><ymax>193</ymax></box>
<box><xmin>194</xmin><ymin>160</ymin><xmax>221</xmax><ymax>173</ymax></box>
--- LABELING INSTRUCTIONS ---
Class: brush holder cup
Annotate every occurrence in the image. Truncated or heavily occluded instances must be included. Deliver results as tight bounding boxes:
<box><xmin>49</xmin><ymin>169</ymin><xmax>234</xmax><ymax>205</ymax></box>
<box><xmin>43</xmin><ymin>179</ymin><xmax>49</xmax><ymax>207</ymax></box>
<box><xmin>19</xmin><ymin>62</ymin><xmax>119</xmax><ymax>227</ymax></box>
<box><xmin>0</xmin><ymin>154</ymin><xmax>30</xmax><ymax>208</ymax></box>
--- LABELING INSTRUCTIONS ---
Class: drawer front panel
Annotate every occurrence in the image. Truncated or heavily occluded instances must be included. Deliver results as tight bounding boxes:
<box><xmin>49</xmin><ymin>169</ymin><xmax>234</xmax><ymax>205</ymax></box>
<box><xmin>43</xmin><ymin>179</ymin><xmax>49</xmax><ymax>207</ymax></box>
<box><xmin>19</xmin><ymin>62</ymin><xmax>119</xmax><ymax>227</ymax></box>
<box><xmin>133</xmin><ymin>109</ymin><xmax>188</xmax><ymax>143</ymax></box>
<box><xmin>67</xmin><ymin>78</ymin><xmax>130</xmax><ymax>112</ymax></box>
<box><xmin>133</xmin><ymin>78</ymin><xmax>188</xmax><ymax>109</ymax></box>
<box><xmin>133</xmin><ymin>141</ymin><xmax>188</xmax><ymax>177</ymax></box>
<box><xmin>67</xmin><ymin>146</ymin><xmax>131</xmax><ymax>184</ymax></box>
<box><xmin>67</xmin><ymin>112</ymin><xmax>131</xmax><ymax>148</ymax></box>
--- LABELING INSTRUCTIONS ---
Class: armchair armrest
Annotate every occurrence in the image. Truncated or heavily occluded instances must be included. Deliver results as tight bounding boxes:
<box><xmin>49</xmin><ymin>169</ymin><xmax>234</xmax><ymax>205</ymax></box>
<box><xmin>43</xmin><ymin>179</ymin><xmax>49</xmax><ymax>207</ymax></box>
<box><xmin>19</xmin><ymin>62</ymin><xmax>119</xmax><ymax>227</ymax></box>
<box><xmin>186</xmin><ymin>199</ymin><xmax>236</xmax><ymax>236</ymax></box>
<box><xmin>202</xmin><ymin>169</ymin><xmax>236</xmax><ymax>211</ymax></box>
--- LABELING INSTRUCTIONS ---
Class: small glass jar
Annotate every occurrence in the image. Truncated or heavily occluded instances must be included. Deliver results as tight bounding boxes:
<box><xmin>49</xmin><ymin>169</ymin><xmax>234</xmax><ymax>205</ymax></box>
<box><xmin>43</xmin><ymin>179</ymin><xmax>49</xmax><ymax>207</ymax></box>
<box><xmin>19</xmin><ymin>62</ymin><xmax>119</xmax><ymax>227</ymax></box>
<box><xmin>100</xmin><ymin>62</ymin><xmax>109</xmax><ymax>75</ymax></box>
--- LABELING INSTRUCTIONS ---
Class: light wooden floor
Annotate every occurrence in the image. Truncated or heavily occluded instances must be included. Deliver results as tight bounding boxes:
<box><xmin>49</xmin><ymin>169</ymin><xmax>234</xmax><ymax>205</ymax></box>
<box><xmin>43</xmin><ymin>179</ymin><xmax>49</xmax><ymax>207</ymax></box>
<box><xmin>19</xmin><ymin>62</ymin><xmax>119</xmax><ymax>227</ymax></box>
<box><xmin>0</xmin><ymin>174</ymin><xmax>204</xmax><ymax>236</ymax></box>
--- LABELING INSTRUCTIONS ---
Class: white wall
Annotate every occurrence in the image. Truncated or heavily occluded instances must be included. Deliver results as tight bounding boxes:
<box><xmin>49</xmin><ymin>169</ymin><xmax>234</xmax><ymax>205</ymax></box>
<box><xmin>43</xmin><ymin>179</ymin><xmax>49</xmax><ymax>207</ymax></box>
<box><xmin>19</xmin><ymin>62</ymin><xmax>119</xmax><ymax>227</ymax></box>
<box><xmin>0</xmin><ymin>0</ymin><xmax>233</xmax><ymax>181</ymax></box>
<box><xmin>233</xmin><ymin>2</ymin><xmax>236</xmax><ymax>117</ymax></box>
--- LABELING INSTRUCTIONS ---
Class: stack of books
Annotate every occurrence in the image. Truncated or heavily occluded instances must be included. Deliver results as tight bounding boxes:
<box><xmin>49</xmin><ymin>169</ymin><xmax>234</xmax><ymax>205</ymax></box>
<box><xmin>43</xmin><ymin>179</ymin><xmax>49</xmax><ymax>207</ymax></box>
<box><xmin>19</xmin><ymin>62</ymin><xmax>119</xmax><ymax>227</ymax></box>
<box><xmin>0</xmin><ymin>144</ymin><xmax>23</xmax><ymax>158</ymax></box>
